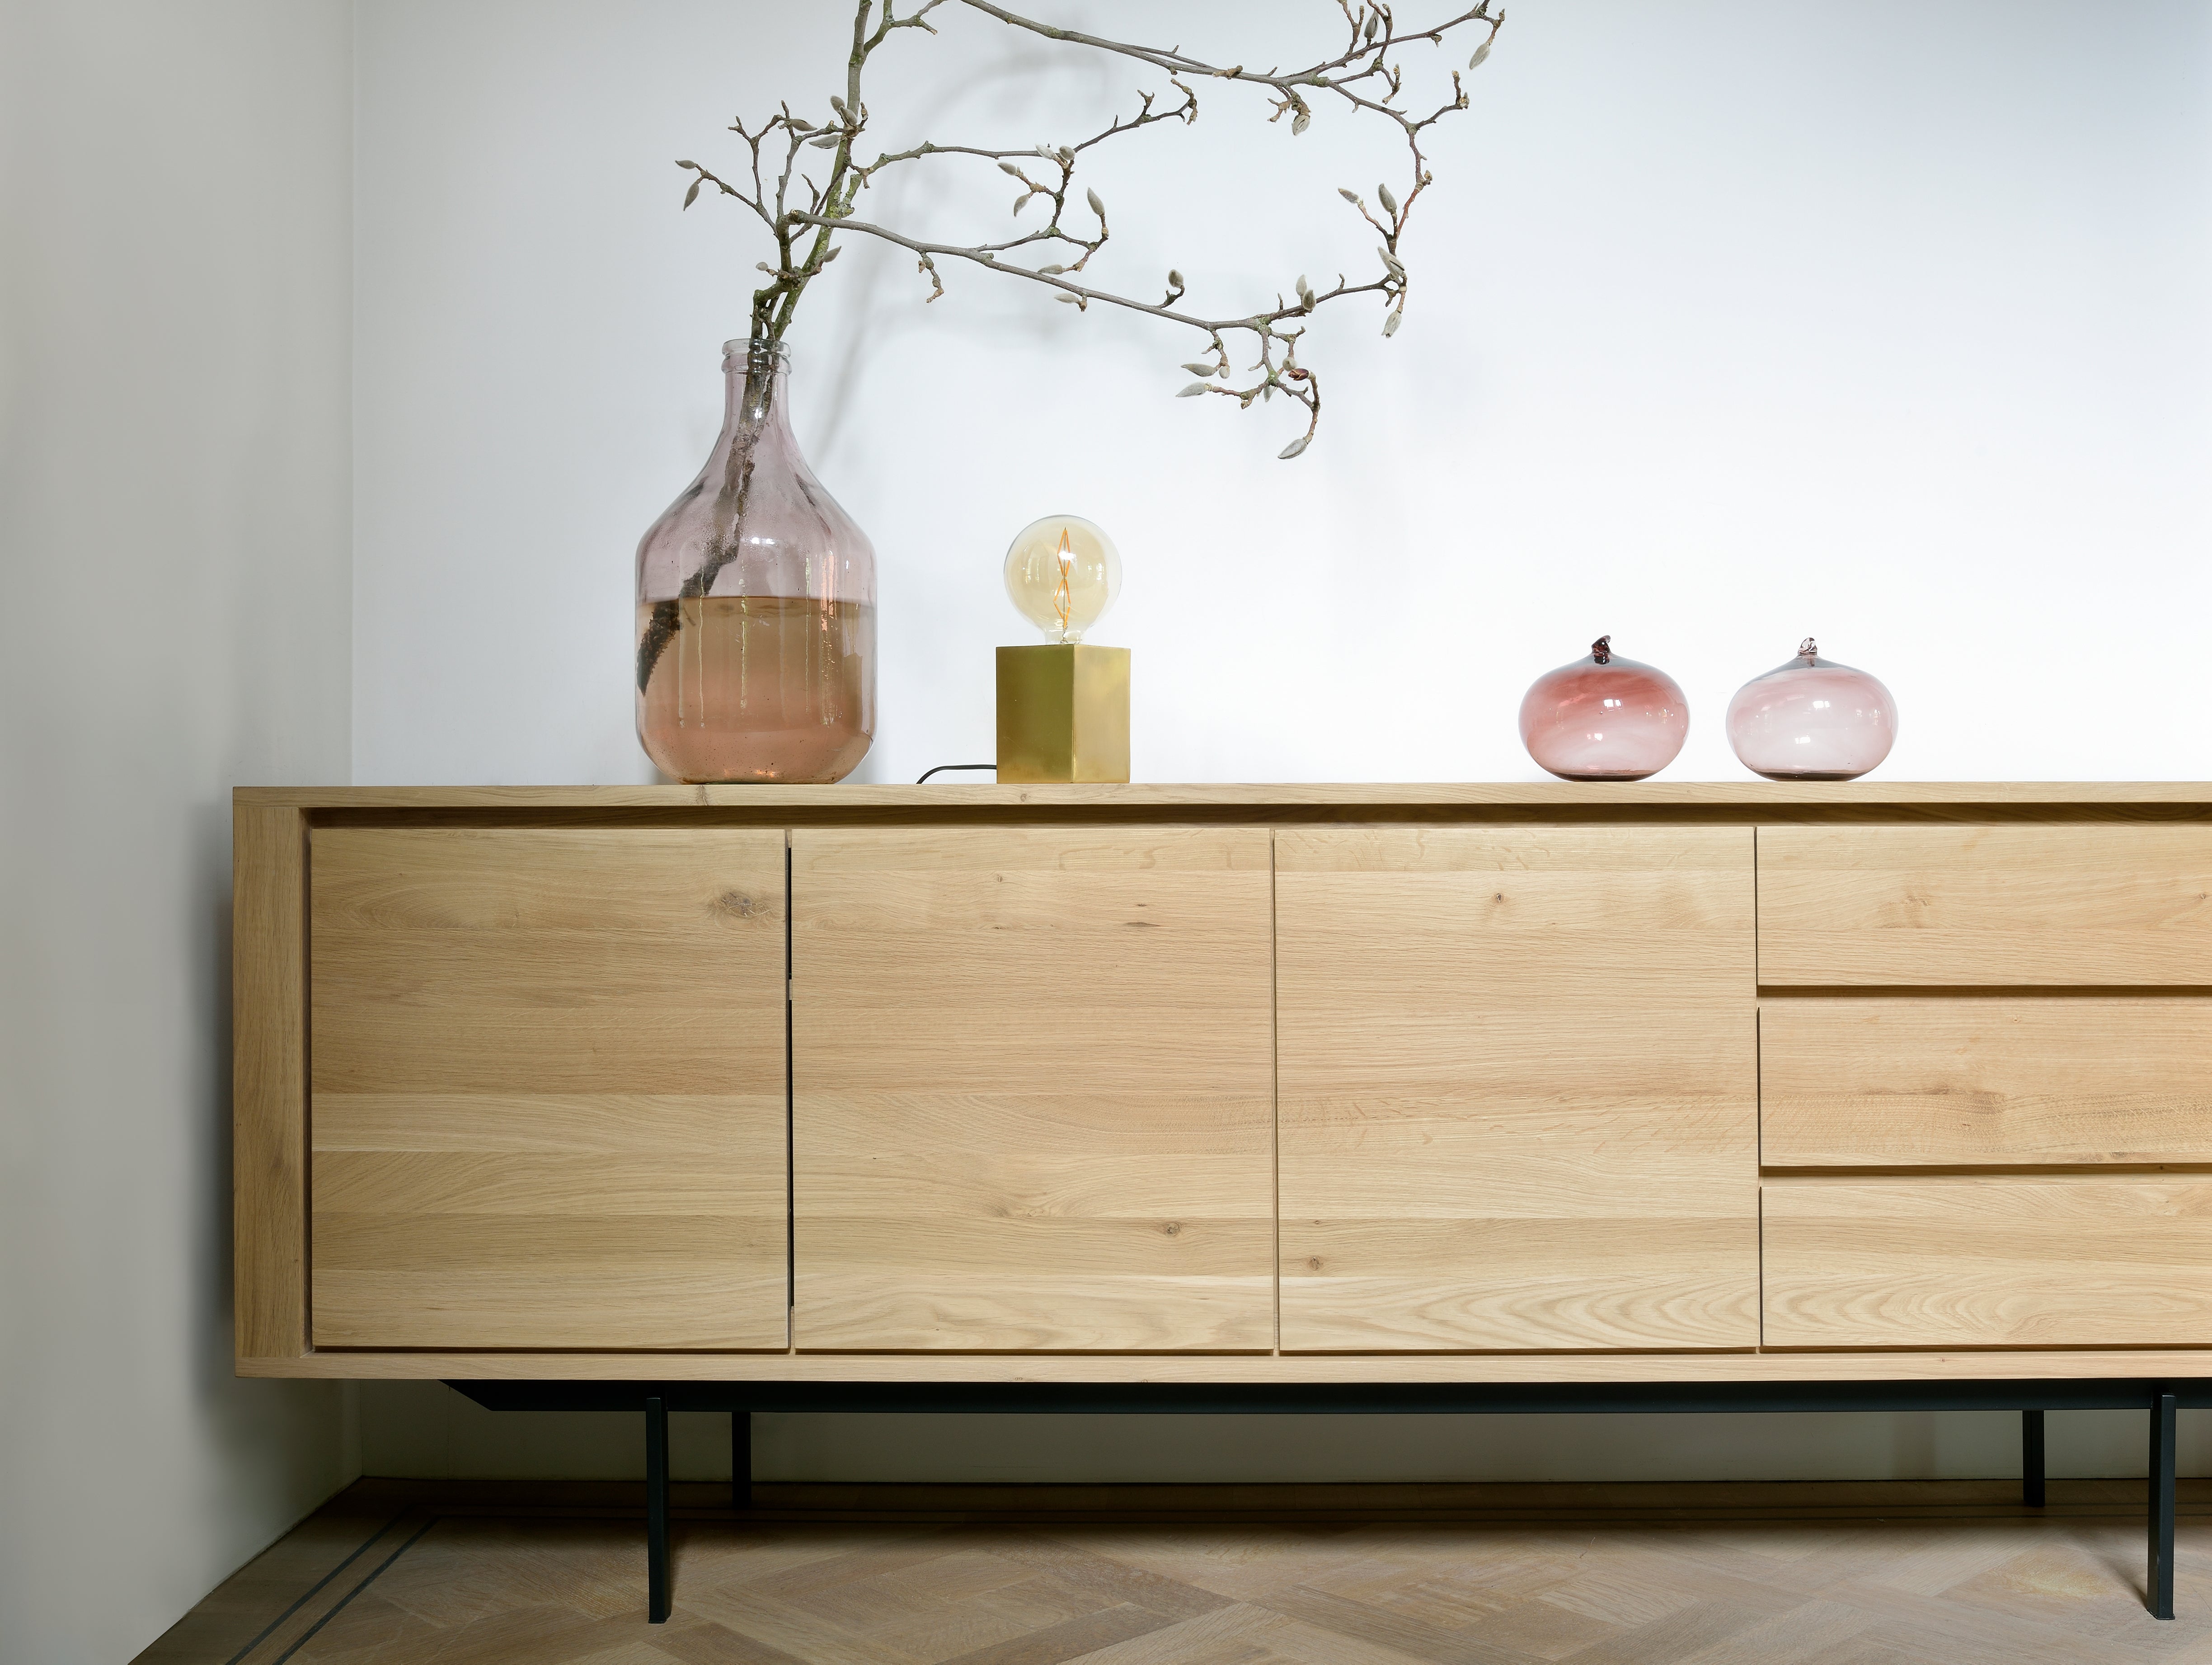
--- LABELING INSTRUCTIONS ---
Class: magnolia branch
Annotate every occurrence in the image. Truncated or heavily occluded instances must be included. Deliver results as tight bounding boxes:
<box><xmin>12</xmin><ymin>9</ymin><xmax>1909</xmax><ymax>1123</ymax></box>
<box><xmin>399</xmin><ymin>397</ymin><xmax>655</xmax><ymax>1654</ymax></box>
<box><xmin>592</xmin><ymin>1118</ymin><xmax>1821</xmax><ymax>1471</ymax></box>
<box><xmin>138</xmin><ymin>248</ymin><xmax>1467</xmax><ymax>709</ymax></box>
<box><xmin>676</xmin><ymin>0</ymin><xmax>1502</xmax><ymax>457</ymax></box>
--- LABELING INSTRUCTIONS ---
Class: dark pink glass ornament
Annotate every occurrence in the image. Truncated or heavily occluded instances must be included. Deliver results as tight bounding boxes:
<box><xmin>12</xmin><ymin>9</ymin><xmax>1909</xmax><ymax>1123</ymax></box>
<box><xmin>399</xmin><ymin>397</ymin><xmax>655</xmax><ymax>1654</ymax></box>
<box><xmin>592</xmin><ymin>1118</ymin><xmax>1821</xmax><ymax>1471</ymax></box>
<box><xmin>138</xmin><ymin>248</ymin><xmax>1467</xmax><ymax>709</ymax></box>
<box><xmin>1726</xmin><ymin>638</ymin><xmax>1897</xmax><ymax>780</ymax></box>
<box><xmin>1519</xmin><ymin>635</ymin><xmax>1690</xmax><ymax>781</ymax></box>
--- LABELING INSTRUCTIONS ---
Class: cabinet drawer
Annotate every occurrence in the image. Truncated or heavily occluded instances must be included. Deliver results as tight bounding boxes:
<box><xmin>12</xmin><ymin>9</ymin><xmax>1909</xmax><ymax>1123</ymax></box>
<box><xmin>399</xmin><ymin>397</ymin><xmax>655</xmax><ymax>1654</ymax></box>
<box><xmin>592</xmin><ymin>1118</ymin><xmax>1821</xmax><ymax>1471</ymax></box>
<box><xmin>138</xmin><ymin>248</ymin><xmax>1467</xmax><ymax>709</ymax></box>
<box><xmin>1757</xmin><ymin>825</ymin><xmax>2212</xmax><ymax>986</ymax></box>
<box><xmin>1761</xmin><ymin>999</ymin><xmax>2212</xmax><ymax>1166</ymax></box>
<box><xmin>1763</xmin><ymin>1177</ymin><xmax>2212</xmax><ymax>1348</ymax></box>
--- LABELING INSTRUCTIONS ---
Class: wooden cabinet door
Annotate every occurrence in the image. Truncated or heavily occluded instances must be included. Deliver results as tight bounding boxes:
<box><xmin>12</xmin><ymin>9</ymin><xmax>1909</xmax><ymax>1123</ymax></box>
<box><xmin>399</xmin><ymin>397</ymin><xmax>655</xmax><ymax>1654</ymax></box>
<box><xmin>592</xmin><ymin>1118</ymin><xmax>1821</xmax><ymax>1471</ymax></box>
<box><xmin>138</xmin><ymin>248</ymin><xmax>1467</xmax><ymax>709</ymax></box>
<box><xmin>1277</xmin><ymin>826</ymin><xmax>1759</xmax><ymax>1351</ymax></box>
<box><xmin>310</xmin><ymin>828</ymin><xmax>789</xmax><ymax>1349</ymax></box>
<box><xmin>790</xmin><ymin>826</ymin><xmax>1275</xmax><ymax>1351</ymax></box>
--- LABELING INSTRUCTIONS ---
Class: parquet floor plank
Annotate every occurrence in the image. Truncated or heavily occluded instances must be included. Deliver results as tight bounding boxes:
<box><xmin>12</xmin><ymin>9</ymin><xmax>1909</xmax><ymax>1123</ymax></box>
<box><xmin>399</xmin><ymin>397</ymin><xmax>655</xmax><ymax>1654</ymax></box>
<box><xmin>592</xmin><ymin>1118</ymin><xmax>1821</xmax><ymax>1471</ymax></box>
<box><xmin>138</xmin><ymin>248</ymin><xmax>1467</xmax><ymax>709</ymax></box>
<box><xmin>133</xmin><ymin>1481</ymin><xmax>2212</xmax><ymax>1665</ymax></box>
<box><xmin>1813</xmin><ymin>1575</ymin><xmax>2198</xmax><ymax>1665</ymax></box>
<box><xmin>1454</xmin><ymin>1594</ymin><xmax>1621</xmax><ymax>1661</ymax></box>
<box><xmin>1791</xmin><ymin>1641</ymin><xmax>1946</xmax><ymax>1665</ymax></box>
<box><xmin>1248</xmin><ymin>1580</ymin><xmax>1546</xmax><ymax>1663</ymax></box>
<box><xmin>870</xmin><ymin>1602</ymin><xmax>1047</xmax><ymax>1662</ymax></box>
<box><xmin>268</xmin><ymin>1589</ymin><xmax>439</xmax><ymax>1664</ymax></box>
<box><xmin>1554</xmin><ymin>1598</ymin><xmax>1793</xmax><ymax>1665</ymax></box>
<box><xmin>1642</xmin><ymin>1523</ymin><xmax>1892</xmax><ymax>1591</ymax></box>
<box><xmin>931</xmin><ymin>1600</ymin><xmax>1178</xmax><ymax>1664</ymax></box>
<box><xmin>987</xmin><ymin>1539</ymin><xmax>1238</xmax><ymax>1623</ymax></box>
<box><xmin>1526</xmin><ymin>1556</ymin><xmax>1717</xmax><ymax>1629</ymax></box>
<box><xmin>1054</xmin><ymin>1528</ymin><xmax>1373</xmax><ymax>1604</ymax></box>
<box><xmin>1059</xmin><ymin>1600</ymin><xmax>1438</xmax><ymax>1665</ymax></box>
<box><xmin>1658</xmin><ymin>1596</ymin><xmax>1882</xmax><ymax>1665</ymax></box>
<box><xmin>664</xmin><ymin>1584</ymin><xmax>924</xmax><ymax>1665</ymax></box>
<box><xmin>874</xmin><ymin>1549</ymin><xmax>1042</xmax><ymax>1605</ymax></box>
<box><xmin>645</xmin><ymin>1619</ymin><xmax>817</xmax><ymax>1665</ymax></box>
<box><xmin>963</xmin><ymin>1578</ymin><xmax>1125</xmax><ymax>1632</ymax></box>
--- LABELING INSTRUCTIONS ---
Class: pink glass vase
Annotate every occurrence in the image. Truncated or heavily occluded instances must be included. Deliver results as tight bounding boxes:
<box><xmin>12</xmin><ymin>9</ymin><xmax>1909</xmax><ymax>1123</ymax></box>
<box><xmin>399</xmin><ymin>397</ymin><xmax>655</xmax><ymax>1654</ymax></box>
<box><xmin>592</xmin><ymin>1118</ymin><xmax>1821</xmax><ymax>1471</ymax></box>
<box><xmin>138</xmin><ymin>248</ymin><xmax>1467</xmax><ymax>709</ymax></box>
<box><xmin>1519</xmin><ymin>636</ymin><xmax>1690</xmax><ymax>781</ymax></box>
<box><xmin>634</xmin><ymin>338</ymin><xmax>876</xmax><ymax>783</ymax></box>
<box><xmin>1725</xmin><ymin>638</ymin><xmax>1897</xmax><ymax>780</ymax></box>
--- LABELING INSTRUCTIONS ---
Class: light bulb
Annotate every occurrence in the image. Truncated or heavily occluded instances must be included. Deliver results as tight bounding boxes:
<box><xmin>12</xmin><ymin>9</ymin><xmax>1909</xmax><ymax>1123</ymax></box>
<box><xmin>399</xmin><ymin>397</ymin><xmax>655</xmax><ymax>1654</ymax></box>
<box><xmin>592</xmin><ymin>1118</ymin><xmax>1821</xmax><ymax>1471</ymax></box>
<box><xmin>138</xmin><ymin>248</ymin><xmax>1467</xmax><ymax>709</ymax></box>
<box><xmin>1004</xmin><ymin>514</ymin><xmax>1121</xmax><ymax>644</ymax></box>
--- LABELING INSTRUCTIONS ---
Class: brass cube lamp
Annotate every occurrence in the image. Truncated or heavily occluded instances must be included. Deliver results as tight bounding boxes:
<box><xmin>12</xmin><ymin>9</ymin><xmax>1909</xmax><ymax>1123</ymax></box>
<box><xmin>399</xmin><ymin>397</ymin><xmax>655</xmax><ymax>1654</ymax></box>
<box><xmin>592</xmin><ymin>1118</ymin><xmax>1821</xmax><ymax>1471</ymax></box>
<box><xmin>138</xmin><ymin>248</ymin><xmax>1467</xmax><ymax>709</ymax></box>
<box><xmin>998</xmin><ymin>515</ymin><xmax>1129</xmax><ymax>784</ymax></box>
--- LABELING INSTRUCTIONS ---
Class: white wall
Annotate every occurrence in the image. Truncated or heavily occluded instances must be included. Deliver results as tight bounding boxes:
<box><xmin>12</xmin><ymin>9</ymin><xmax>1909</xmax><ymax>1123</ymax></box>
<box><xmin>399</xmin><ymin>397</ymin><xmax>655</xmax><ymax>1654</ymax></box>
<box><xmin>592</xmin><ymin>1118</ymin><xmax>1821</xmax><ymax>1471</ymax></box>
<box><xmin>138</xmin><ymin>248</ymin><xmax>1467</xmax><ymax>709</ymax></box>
<box><xmin>354</xmin><ymin>0</ymin><xmax>2212</xmax><ymax>787</ymax></box>
<box><xmin>0</xmin><ymin>2</ymin><xmax>358</xmax><ymax>1657</ymax></box>
<box><xmin>350</xmin><ymin>0</ymin><xmax>2212</xmax><ymax>1481</ymax></box>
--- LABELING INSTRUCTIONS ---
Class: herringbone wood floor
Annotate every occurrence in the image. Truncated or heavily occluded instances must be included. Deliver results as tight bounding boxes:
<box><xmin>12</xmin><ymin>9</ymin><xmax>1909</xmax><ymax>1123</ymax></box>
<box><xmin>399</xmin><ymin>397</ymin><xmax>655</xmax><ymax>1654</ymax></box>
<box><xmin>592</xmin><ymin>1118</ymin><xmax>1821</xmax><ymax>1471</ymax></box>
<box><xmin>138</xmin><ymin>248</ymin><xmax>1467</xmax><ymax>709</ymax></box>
<box><xmin>139</xmin><ymin>1479</ymin><xmax>2212</xmax><ymax>1665</ymax></box>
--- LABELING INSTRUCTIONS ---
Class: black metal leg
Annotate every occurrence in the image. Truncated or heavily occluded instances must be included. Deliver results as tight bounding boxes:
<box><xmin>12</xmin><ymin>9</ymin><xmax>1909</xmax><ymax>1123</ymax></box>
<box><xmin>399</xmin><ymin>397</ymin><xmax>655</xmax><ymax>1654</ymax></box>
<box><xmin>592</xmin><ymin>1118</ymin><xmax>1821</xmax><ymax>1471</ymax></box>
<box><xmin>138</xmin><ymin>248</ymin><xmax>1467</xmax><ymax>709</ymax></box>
<box><xmin>646</xmin><ymin>1395</ymin><xmax>671</xmax><ymax>1624</ymax></box>
<box><xmin>2022</xmin><ymin>1409</ymin><xmax>2046</xmax><ymax>1508</ymax></box>
<box><xmin>733</xmin><ymin>1409</ymin><xmax>751</xmax><ymax>1511</ymax></box>
<box><xmin>2151</xmin><ymin>1391</ymin><xmax>2177</xmax><ymax>1621</ymax></box>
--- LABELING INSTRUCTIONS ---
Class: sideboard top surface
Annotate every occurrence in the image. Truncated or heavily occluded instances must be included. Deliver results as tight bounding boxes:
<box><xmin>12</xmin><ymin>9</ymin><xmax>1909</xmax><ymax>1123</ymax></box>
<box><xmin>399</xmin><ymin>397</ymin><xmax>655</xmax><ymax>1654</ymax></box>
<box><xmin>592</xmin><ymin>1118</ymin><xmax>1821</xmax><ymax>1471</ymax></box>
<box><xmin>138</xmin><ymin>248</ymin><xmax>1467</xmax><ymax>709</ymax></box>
<box><xmin>237</xmin><ymin>781</ymin><xmax>2212</xmax><ymax>813</ymax></box>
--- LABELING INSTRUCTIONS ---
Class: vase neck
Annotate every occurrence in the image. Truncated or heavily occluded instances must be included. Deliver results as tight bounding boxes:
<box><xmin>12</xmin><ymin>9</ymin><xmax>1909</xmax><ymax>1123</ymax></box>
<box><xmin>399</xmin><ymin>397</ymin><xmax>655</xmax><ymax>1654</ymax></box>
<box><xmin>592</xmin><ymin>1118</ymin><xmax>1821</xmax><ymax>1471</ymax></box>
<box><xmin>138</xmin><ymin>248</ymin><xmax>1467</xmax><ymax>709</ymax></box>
<box><xmin>722</xmin><ymin>338</ymin><xmax>791</xmax><ymax>436</ymax></box>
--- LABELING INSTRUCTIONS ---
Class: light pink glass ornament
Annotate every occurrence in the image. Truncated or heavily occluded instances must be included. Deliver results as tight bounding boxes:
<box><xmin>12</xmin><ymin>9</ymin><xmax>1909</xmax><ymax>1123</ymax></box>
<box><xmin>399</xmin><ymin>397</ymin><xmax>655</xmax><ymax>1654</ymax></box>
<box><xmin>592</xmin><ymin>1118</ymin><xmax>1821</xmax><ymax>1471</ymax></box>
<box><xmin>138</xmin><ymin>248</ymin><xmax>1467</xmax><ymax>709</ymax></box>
<box><xmin>1519</xmin><ymin>635</ymin><xmax>1690</xmax><ymax>781</ymax></box>
<box><xmin>1725</xmin><ymin>638</ymin><xmax>1897</xmax><ymax>780</ymax></box>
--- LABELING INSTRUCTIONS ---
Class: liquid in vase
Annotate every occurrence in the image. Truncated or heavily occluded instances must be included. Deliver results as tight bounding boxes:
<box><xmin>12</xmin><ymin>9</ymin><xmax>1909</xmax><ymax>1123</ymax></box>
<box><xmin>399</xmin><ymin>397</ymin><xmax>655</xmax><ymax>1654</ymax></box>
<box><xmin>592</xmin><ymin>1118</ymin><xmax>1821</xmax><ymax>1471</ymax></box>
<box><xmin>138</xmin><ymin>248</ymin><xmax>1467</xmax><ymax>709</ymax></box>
<box><xmin>635</xmin><ymin>595</ymin><xmax>875</xmax><ymax>783</ymax></box>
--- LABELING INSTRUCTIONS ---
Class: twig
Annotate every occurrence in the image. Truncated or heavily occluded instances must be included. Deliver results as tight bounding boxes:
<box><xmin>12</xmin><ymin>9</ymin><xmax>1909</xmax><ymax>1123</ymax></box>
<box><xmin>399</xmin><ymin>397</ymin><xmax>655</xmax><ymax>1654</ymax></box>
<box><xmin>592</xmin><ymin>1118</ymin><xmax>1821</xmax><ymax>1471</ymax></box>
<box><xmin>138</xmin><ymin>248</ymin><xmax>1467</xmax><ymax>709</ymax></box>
<box><xmin>672</xmin><ymin>0</ymin><xmax>1504</xmax><ymax>464</ymax></box>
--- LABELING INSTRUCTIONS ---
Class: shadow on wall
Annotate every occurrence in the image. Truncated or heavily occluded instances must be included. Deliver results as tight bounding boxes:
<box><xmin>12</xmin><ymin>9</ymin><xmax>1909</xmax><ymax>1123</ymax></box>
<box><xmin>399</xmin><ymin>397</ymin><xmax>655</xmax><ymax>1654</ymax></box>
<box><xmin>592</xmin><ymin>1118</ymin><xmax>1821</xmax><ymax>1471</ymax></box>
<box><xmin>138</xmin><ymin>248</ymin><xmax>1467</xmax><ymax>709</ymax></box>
<box><xmin>802</xmin><ymin>29</ymin><xmax>1108</xmax><ymax>464</ymax></box>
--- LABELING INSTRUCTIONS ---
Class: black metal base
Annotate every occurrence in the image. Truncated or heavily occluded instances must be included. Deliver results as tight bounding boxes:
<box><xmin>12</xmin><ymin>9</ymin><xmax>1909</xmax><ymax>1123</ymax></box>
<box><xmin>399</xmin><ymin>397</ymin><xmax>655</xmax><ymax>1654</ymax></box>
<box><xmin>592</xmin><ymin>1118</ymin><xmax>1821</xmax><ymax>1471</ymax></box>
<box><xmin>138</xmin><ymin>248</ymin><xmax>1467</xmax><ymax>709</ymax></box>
<box><xmin>449</xmin><ymin>1377</ymin><xmax>2199</xmax><ymax>1625</ymax></box>
<box><xmin>643</xmin><ymin>1397</ymin><xmax>669</xmax><ymax>1623</ymax></box>
<box><xmin>734</xmin><ymin>1408</ymin><xmax>751</xmax><ymax>1512</ymax></box>
<box><xmin>2154</xmin><ymin>1393</ymin><xmax>2179</xmax><ymax>1620</ymax></box>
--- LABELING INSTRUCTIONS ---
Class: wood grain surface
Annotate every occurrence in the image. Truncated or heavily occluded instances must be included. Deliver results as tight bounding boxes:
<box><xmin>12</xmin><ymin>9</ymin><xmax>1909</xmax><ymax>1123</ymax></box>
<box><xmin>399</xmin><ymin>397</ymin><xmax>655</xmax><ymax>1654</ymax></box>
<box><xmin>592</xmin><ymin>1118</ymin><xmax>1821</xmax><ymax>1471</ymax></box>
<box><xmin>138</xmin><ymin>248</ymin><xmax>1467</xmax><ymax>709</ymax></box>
<box><xmin>237</xmin><ymin>782</ymin><xmax>2212</xmax><ymax>811</ymax></box>
<box><xmin>238</xmin><ymin>1345</ymin><xmax>2212</xmax><ymax>1383</ymax></box>
<box><xmin>234</xmin><ymin>803</ymin><xmax>310</xmax><ymax>1359</ymax></box>
<box><xmin>1764</xmin><ymin>1176</ymin><xmax>2212</xmax><ymax>1348</ymax></box>
<box><xmin>309</xmin><ymin>827</ymin><xmax>790</xmax><ymax>1349</ymax></box>
<box><xmin>790</xmin><ymin>825</ymin><xmax>1276</xmax><ymax>1351</ymax></box>
<box><xmin>1762</xmin><ymin>997</ymin><xmax>2212</xmax><ymax>1167</ymax></box>
<box><xmin>1276</xmin><ymin>826</ymin><xmax>1760</xmax><ymax>1351</ymax></box>
<box><xmin>1758</xmin><ymin>824</ymin><xmax>2212</xmax><ymax>986</ymax></box>
<box><xmin>236</xmin><ymin>790</ymin><xmax>2212</xmax><ymax>1380</ymax></box>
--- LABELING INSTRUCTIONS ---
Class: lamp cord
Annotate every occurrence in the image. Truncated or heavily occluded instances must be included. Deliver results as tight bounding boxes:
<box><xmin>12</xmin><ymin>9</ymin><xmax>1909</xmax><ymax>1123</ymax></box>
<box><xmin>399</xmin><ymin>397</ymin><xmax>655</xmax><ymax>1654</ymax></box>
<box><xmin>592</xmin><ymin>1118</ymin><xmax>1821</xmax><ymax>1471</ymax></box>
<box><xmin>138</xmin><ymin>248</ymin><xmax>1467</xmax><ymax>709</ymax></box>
<box><xmin>916</xmin><ymin>763</ymin><xmax>997</xmax><ymax>784</ymax></box>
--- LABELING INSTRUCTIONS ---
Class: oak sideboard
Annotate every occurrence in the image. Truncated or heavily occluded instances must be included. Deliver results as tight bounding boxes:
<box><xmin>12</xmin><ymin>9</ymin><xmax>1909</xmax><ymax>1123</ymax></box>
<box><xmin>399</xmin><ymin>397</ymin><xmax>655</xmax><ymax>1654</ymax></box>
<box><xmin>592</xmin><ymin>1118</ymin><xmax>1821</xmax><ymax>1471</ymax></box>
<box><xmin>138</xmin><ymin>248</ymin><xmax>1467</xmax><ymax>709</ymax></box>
<box><xmin>233</xmin><ymin>783</ymin><xmax>2212</xmax><ymax>1616</ymax></box>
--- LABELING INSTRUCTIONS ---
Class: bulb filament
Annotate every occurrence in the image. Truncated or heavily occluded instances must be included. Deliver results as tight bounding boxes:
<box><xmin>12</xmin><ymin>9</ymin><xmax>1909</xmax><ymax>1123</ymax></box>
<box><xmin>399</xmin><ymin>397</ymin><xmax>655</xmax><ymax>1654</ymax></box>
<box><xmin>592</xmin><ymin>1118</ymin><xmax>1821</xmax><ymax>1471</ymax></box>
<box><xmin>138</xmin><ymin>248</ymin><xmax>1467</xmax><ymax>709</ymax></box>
<box><xmin>1053</xmin><ymin>527</ymin><xmax>1075</xmax><ymax>639</ymax></box>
